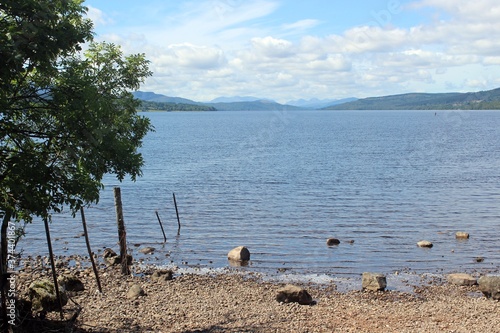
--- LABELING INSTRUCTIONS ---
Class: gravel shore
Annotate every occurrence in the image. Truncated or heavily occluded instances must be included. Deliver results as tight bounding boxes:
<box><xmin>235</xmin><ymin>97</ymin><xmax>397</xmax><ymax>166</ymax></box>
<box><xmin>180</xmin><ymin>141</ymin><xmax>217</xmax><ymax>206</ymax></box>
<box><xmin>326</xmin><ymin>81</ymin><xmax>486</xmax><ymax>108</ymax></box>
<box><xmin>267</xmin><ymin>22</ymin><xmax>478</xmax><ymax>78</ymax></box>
<box><xmin>10</xmin><ymin>257</ymin><xmax>500</xmax><ymax>333</ymax></box>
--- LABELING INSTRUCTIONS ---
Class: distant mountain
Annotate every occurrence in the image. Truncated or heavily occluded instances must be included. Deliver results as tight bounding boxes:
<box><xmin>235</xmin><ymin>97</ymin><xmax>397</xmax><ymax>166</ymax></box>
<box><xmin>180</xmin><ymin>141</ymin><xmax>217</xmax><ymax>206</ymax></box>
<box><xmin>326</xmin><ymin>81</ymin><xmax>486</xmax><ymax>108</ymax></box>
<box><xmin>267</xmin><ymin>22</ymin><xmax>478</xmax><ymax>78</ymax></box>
<box><xmin>209</xmin><ymin>96</ymin><xmax>273</xmax><ymax>103</ymax></box>
<box><xmin>208</xmin><ymin>100</ymin><xmax>303</xmax><ymax>111</ymax></box>
<box><xmin>287</xmin><ymin>97</ymin><xmax>357</xmax><ymax>109</ymax></box>
<box><xmin>134</xmin><ymin>91</ymin><xmax>303</xmax><ymax>111</ymax></box>
<box><xmin>324</xmin><ymin>88</ymin><xmax>500</xmax><ymax>110</ymax></box>
<box><xmin>133</xmin><ymin>91</ymin><xmax>198</xmax><ymax>104</ymax></box>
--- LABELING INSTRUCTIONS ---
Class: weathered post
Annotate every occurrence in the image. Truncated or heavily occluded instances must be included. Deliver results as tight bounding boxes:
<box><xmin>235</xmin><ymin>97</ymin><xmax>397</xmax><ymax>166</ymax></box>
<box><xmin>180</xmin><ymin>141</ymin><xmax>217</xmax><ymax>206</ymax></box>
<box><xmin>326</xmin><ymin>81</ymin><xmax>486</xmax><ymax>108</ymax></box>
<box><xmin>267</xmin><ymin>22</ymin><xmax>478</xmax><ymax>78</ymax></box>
<box><xmin>80</xmin><ymin>207</ymin><xmax>102</xmax><ymax>293</ymax></box>
<box><xmin>114</xmin><ymin>187</ymin><xmax>130</xmax><ymax>275</ymax></box>
<box><xmin>155</xmin><ymin>210</ymin><xmax>167</xmax><ymax>242</ymax></box>
<box><xmin>43</xmin><ymin>218</ymin><xmax>64</xmax><ymax>319</ymax></box>
<box><xmin>173</xmin><ymin>193</ymin><xmax>181</xmax><ymax>235</ymax></box>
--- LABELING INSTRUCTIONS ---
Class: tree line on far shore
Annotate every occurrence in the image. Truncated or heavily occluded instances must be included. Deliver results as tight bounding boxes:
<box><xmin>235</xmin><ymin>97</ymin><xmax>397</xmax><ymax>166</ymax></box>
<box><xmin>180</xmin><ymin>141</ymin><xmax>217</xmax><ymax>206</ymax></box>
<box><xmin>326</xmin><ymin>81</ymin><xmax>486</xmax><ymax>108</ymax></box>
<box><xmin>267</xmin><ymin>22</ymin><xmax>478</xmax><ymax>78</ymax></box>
<box><xmin>139</xmin><ymin>100</ymin><xmax>216</xmax><ymax>112</ymax></box>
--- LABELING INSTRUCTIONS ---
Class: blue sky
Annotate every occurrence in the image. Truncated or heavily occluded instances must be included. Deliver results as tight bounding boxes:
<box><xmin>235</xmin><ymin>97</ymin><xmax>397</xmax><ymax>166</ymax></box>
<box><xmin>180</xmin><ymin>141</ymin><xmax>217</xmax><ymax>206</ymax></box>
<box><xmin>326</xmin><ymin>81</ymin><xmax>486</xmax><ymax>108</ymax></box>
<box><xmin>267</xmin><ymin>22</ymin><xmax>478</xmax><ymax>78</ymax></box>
<box><xmin>84</xmin><ymin>0</ymin><xmax>500</xmax><ymax>102</ymax></box>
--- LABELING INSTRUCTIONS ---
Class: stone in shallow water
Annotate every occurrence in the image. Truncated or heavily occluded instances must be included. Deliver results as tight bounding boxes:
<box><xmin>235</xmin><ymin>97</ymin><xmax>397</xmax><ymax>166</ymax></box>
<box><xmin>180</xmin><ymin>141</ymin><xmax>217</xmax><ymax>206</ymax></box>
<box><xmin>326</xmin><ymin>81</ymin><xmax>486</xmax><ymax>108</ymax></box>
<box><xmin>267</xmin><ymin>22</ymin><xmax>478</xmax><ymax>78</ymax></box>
<box><xmin>139</xmin><ymin>247</ymin><xmax>155</xmax><ymax>254</ymax></box>
<box><xmin>447</xmin><ymin>273</ymin><xmax>477</xmax><ymax>286</ymax></box>
<box><xmin>326</xmin><ymin>238</ymin><xmax>340</xmax><ymax>246</ymax></box>
<box><xmin>227</xmin><ymin>246</ymin><xmax>250</xmax><ymax>261</ymax></box>
<box><xmin>455</xmin><ymin>232</ymin><xmax>470</xmax><ymax>239</ymax></box>
<box><xmin>417</xmin><ymin>240</ymin><xmax>433</xmax><ymax>248</ymax></box>
<box><xmin>362</xmin><ymin>272</ymin><xmax>387</xmax><ymax>291</ymax></box>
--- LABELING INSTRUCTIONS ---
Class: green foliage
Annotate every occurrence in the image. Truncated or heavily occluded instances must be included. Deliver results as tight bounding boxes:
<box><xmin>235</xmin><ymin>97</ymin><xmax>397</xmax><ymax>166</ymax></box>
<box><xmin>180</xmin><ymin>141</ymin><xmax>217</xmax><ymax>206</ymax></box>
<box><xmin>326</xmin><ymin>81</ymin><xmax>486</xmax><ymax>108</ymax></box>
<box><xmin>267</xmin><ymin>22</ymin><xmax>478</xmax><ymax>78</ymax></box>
<box><xmin>0</xmin><ymin>0</ymin><xmax>153</xmax><ymax>223</ymax></box>
<box><xmin>139</xmin><ymin>100</ymin><xmax>217</xmax><ymax>111</ymax></box>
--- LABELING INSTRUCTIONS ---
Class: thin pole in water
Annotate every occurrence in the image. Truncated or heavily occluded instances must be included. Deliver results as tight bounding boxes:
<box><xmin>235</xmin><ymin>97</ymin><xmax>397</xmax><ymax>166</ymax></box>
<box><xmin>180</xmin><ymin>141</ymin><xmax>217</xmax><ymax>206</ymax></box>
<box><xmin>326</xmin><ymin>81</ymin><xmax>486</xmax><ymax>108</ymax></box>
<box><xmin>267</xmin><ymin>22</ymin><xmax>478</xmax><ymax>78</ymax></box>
<box><xmin>173</xmin><ymin>193</ymin><xmax>181</xmax><ymax>235</ymax></box>
<box><xmin>114</xmin><ymin>187</ymin><xmax>130</xmax><ymax>275</ymax></box>
<box><xmin>155</xmin><ymin>210</ymin><xmax>167</xmax><ymax>242</ymax></box>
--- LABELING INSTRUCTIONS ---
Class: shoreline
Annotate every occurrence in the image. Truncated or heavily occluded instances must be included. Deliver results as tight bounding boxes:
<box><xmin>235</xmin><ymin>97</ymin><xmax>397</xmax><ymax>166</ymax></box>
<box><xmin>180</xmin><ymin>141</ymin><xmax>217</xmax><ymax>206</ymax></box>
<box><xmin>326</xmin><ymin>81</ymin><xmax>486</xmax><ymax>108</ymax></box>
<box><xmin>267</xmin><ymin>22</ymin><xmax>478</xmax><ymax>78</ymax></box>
<box><xmin>14</xmin><ymin>253</ymin><xmax>500</xmax><ymax>292</ymax></box>
<box><xmin>8</xmin><ymin>255</ymin><xmax>500</xmax><ymax>332</ymax></box>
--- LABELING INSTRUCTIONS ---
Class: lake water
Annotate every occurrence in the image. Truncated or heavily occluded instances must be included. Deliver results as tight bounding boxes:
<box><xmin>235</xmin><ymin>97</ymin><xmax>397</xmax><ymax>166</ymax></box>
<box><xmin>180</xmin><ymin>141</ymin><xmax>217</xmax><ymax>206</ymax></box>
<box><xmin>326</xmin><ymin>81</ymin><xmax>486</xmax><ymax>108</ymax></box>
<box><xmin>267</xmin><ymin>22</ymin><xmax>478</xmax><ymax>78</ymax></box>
<box><xmin>19</xmin><ymin>110</ymin><xmax>500</xmax><ymax>279</ymax></box>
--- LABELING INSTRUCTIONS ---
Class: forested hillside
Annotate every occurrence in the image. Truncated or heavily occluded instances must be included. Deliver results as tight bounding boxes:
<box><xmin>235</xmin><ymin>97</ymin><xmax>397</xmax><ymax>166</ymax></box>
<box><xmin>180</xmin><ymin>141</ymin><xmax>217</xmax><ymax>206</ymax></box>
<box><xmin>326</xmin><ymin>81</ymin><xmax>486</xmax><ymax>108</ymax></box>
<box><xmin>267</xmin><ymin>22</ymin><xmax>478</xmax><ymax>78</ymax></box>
<box><xmin>139</xmin><ymin>101</ymin><xmax>216</xmax><ymax>111</ymax></box>
<box><xmin>324</xmin><ymin>88</ymin><xmax>500</xmax><ymax>110</ymax></box>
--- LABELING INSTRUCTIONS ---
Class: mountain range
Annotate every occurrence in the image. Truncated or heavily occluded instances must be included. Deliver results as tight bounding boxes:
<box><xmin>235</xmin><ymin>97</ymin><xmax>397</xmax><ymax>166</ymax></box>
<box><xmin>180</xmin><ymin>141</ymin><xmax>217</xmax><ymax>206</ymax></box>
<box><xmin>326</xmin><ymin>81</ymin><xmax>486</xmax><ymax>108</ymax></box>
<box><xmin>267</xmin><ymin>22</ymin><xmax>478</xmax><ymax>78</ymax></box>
<box><xmin>133</xmin><ymin>87</ymin><xmax>500</xmax><ymax>111</ymax></box>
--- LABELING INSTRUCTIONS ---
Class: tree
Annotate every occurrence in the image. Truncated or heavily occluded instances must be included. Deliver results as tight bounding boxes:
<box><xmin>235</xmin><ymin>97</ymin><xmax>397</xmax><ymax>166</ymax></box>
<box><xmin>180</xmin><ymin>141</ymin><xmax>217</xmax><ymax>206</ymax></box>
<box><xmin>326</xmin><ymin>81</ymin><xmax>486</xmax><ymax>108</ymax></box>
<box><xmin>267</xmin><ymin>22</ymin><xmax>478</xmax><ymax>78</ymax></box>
<box><xmin>0</xmin><ymin>0</ymin><xmax>152</xmax><ymax>327</ymax></box>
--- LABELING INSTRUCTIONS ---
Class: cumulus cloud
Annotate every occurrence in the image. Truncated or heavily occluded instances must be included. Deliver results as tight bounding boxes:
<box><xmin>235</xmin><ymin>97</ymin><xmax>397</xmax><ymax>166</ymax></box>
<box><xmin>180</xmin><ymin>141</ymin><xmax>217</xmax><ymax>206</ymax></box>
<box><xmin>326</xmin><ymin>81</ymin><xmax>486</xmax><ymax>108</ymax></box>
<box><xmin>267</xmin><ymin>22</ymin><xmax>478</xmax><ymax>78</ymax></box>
<box><xmin>155</xmin><ymin>44</ymin><xmax>226</xmax><ymax>69</ymax></box>
<box><xmin>251</xmin><ymin>36</ymin><xmax>294</xmax><ymax>58</ymax></box>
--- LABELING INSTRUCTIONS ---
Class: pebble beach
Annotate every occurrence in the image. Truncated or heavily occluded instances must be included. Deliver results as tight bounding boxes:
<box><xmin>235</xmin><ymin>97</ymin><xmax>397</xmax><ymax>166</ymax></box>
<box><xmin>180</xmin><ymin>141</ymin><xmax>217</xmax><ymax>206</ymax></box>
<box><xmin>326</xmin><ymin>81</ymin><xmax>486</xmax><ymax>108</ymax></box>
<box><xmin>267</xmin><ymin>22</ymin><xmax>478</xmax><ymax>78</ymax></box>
<box><xmin>10</xmin><ymin>255</ymin><xmax>500</xmax><ymax>333</ymax></box>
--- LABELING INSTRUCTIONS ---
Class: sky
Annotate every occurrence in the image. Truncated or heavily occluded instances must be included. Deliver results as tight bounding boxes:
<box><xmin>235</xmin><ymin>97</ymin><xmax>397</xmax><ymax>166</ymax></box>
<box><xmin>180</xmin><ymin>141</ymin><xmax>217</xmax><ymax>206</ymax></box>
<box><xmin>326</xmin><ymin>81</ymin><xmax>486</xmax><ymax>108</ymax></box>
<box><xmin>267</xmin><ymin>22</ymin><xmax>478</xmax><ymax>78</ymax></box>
<box><xmin>84</xmin><ymin>0</ymin><xmax>500</xmax><ymax>103</ymax></box>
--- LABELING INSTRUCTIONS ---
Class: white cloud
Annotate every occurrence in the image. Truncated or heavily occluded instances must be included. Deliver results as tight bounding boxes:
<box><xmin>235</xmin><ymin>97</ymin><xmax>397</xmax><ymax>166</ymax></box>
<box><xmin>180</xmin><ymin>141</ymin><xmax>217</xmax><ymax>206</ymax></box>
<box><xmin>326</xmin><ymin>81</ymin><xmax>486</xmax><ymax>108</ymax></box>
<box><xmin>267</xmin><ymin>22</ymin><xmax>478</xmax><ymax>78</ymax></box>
<box><xmin>282</xmin><ymin>19</ymin><xmax>321</xmax><ymax>32</ymax></box>
<box><xmin>410</xmin><ymin>0</ymin><xmax>500</xmax><ymax>23</ymax></box>
<box><xmin>153</xmin><ymin>0</ymin><xmax>280</xmax><ymax>48</ymax></box>
<box><xmin>155</xmin><ymin>44</ymin><xmax>226</xmax><ymax>69</ymax></box>
<box><xmin>251</xmin><ymin>36</ymin><xmax>294</xmax><ymax>58</ymax></box>
<box><xmin>340</xmin><ymin>26</ymin><xmax>409</xmax><ymax>53</ymax></box>
<box><xmin>85</xmin><ymin>6</ymin><xmax>112</xmax><ymax>27</ymax></box>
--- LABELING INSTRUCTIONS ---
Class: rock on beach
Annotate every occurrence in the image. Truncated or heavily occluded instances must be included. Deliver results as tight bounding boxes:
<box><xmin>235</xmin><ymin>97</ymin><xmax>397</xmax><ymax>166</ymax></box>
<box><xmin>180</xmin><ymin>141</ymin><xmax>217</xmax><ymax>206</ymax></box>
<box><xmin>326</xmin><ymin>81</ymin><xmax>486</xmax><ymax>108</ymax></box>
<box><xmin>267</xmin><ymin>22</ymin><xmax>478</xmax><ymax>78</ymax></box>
<box><xmin>276</xmin><ymin>285</ymin><xmax>314</xmax><ymax>305</ymax></box>
<box><xmin>58</xmin><ymin>274</ymin><xmax>85</xmax><ymax>292</ymax></box>
<box><xmin>447</xmin><ymin>273</ymin><xmax>477</xmax><ymax>286</ymax></box>
<box><xmin>29</xmin><ymin>280</ymin><xmax>68</xmax><ymax>313</ymax></box>
<box><xmin>151</xmin><ymin>269</ymin><xmax>173</xmax><ymax>282</ymax></box>
<box><xmin>126</xmin><ymin>284</ymin><xmax>145</xmax><ymax>299</ymax></box>
<box><xmin>362</xmin><ymin>272</ymin><xmax>387</xmax><ymax>291</ymax></box>
<box><xmin>478</xmin><ymin>276</ymin><xmax>500</xmax><ymax>300</ymax></box>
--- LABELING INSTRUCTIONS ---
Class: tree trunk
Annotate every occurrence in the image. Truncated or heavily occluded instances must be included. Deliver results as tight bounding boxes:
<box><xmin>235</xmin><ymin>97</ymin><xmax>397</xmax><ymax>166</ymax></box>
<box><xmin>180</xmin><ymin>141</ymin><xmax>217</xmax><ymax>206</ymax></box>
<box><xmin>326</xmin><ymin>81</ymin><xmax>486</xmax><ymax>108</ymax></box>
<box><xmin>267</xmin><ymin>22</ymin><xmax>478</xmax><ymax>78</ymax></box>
<box><xmin>0</xmin><ymin>211</ymin><xmax>12</xmax><ymax>333</ymax></box>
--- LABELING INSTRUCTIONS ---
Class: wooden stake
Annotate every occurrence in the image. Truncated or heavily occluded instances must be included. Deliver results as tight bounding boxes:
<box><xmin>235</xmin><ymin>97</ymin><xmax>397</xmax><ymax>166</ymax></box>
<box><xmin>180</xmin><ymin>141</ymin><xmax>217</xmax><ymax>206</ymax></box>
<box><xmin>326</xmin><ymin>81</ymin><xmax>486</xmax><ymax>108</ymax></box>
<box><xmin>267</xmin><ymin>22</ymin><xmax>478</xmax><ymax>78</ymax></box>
<box><xmin>114</xmin><ymin>187</ymin><xmax>130</xmax><ymax>275</ymax></box>
<box><xmin>43</xmin><ymin>217</ymin><xmax>64</xmax><ymax>319</ymax></box>
<box><xmin>155</xmin><ymin>210</ymin><xmax>167</xmax><ymax>242</ymax></box>
<box><xmin>173</xmin><ymin>193</ymin><xmax>181</xmax><ymax>235</ymax></box>
<box><xmin>80</xmin><ymin>207</ymin><xmax>102</xmax><ymax>293</ymax></box>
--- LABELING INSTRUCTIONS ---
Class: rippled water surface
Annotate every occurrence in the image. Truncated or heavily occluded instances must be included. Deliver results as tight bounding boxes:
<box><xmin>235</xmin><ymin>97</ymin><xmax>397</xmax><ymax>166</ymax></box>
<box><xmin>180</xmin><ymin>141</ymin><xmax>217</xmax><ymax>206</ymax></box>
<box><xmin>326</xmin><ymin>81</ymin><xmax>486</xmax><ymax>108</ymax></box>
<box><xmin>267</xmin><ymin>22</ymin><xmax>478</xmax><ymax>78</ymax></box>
<box><xmin>21</xmin><ymin>110</ymin><xmax>500</xmax><ymax>277</ymax></box>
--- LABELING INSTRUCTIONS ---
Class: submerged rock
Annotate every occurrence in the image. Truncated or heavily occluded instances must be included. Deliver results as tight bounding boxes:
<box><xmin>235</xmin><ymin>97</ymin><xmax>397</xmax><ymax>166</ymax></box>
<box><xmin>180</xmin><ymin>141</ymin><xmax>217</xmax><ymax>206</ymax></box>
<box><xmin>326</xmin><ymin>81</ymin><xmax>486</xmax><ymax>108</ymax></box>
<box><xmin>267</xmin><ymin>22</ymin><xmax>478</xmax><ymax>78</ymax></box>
<box><xmin>417</xmin><ymin>240</ymin><xmax>433</xmax><ymax>248</ymax></box>
<box><xmin>326</xmin><ymin>238</ymin><xmax>340</xmax><ymax>246</ymax></box>
<box><xmin>139</xmin><ymin>247</ymin><xmax>156</xmax><ymax>254</ymax></box>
